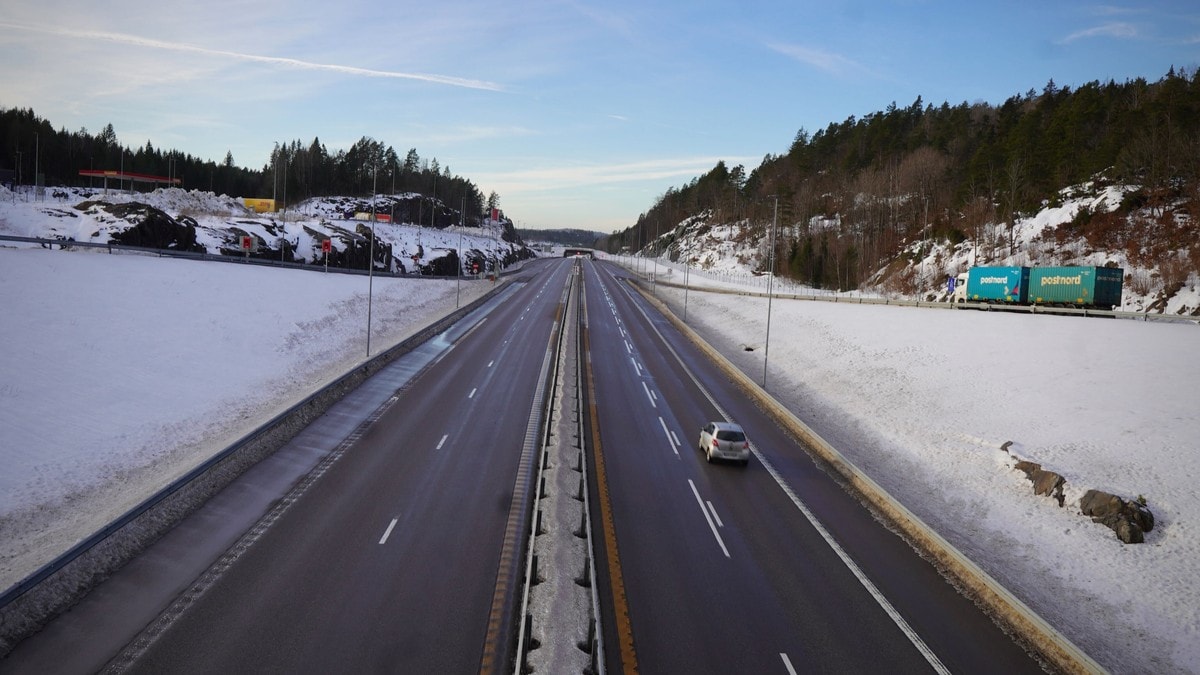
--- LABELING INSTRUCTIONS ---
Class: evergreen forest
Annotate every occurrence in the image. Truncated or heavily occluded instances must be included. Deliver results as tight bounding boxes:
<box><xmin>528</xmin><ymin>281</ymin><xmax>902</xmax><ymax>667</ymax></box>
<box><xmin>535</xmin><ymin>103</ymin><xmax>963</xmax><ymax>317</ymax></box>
<box><xmin>604</xmin><ymin>69</ymin><xmax>1200</xmax><ymax>291</ymax></box>
<box><xmin>0</xmin><ymin>110</ymin><xmax>494</xmax><ymax>226</ymax></box>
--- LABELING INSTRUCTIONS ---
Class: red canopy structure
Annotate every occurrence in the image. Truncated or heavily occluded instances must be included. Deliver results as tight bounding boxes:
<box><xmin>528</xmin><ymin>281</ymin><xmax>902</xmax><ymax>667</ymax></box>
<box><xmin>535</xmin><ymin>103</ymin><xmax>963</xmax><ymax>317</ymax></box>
<box><xmin>79</xmin><ymin>169</ymin><xmax>182</xmax><ymax>190</ymax></box>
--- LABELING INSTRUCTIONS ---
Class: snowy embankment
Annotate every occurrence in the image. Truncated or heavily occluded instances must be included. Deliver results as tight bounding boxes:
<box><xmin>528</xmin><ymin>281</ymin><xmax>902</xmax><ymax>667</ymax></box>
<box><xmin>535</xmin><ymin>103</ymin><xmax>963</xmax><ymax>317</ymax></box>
<box><xmin>0</xmin><ymin>246</ymin><xmax>493</xmax><ymax>592</ymax></box>
<box><xmin>644</xmin><ymin>273</ymin><xmax>1199</xmax><ymax>675</ymax></box>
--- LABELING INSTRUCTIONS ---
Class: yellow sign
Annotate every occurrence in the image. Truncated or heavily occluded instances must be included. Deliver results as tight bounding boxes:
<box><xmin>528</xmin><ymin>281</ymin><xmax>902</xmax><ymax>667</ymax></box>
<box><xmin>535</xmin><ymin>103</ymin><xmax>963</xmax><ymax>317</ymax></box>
<box><xmin>243</xmin><ymin>198</ymin><xmax>276</xmax><ymax>213</ymax></box>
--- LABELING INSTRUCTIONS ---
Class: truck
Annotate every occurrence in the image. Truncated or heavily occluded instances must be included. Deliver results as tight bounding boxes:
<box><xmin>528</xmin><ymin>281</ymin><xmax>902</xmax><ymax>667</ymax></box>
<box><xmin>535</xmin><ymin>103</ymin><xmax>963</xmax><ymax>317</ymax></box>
<box><xmin>952</xmin><ymin>266</ymin><xmax>1029</xmax><ymax>304</ymax></box>
<box><xmin>951</xmin><ymin>265</ymin><xmax>1123</xmax><ymax>310</ymax></box>
<box><xmin>1028</xmin><ymin>266</ymin><xmax>1124</xmax><ymax>308</ymax></box>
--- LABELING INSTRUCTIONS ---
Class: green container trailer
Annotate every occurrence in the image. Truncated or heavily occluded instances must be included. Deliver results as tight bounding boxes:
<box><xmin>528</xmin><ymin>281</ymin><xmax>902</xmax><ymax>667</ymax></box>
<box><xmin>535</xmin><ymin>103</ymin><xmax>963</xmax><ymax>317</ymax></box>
<box><xmin>963</xmin><ymin>266</ymin><xmax>1030</xmax><ymax>303</ymax></box>
<box><xmin>1028</xmin><ymin>266</ymin><xmax>1124</xmax><ymax>308</ymax></box>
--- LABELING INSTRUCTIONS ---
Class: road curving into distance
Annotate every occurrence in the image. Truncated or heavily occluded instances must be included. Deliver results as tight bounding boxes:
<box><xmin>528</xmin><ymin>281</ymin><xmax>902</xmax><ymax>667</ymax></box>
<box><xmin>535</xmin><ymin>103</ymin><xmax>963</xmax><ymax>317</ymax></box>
<box><xmin>580</xmin><ymin>257</ymin><xmax>1051</xmax><ymax>674</ymax></box>
<box><xmin>0</xmin><ymin>256</ymin><xmax>1091</xmax><ymax>674</ymax></box>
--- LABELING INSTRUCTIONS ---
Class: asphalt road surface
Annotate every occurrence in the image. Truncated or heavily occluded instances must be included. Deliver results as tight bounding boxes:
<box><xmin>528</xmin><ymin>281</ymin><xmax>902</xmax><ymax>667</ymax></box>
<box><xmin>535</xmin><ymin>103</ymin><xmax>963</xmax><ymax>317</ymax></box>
<box><xmin>3</xmin><ymin>256</ymin><xmax>1044</xmax><ymax>674</ymax></box>
<box><xmin>2</xmin><ymin>259</ymin><xmax>572</xmax><ymax>674</ymax></box>
<box><xmin>580</xmin><ymin>258</ymin><xmax>1042</xmax><ymax>674</ymax></box>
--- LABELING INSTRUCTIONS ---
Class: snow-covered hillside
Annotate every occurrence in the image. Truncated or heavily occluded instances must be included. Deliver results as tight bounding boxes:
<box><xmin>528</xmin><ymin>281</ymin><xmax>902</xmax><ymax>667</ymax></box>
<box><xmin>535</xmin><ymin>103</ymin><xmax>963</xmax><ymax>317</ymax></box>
<box><xmin>0</xmin><ymin>185</ymin><xmax>532</xmax><ymax>275</ymax></box>
<box><xmin>1</xmin><ymin>181</ymin><xmax>1198</xmax><ymax>672</ymax></box>
<box><xmin>646</xmin><ymin>180</ymin><xmax>1200</xmax><ymax>316</ymax></box>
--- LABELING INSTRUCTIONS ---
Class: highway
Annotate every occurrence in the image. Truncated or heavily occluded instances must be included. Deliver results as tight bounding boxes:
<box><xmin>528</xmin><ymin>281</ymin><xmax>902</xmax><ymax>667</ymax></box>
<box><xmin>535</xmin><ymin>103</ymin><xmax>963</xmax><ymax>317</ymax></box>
<box><xmin>579</xmin><ymin>258</ymin><xmax>1042</xmax><ymax>674</ymax></box>
<box><xmin>1</xmin><ymin>256</ymin><xmax>1046</xmax><ymax>674</ymax></box>
<box><xmin>1</xmin><ymin>258</ymin><xmax>573</xmax><ymax>674</ymax></box>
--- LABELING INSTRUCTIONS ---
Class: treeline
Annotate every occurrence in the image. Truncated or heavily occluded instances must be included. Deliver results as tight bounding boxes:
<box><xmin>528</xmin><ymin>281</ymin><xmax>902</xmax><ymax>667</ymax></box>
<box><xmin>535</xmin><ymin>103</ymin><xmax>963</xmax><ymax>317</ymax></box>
<box><xmin>516</xmin><ymin>228</ymin><xmax>605</xmax><ymax>247</ymax></box>
<box><xmin>0</xmin><ymin>108</ymin><xmax>495</xmax><ymax>226</ymax></box>
<box><xmin>604</xmin><ymin>68</ymin><xmax>1200</xmax><ymax>290</ymax></box>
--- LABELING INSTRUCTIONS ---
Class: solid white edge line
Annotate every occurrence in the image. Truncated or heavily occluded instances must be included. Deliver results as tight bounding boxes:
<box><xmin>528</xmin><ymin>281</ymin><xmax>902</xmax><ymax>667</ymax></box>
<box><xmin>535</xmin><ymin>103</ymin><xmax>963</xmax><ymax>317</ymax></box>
<box><xmin>707</xmin><ymin>500</ymin><xmax>724</xmax><ymax>528</ymax></box>
<box><xmin>437</xmin><ymin>434</ymin><xmax>448</xmax><ymax>450</ymax></box>
<box><xmin>688</xmin><ymin>479</ymin><xmax>730</xmax><ymax>558</ymax></box>
<box><xmin>781</xmin><ymin>653</ymin><xmax>798</xmax><ymax>675</ymax></box>
<box><xmin>755</xmin><ymin>451</ymin><xmax>951</xmax><ymax>675</ymax></box>
<box><xmin>379</xmin><ymin>518</ymin><xmax>398</xmax><ymax>545</ymax></box>
<box><xmin>621</xmin><ymin>281</ymin><xmax>950</xmax><ymax>675</ymax></box>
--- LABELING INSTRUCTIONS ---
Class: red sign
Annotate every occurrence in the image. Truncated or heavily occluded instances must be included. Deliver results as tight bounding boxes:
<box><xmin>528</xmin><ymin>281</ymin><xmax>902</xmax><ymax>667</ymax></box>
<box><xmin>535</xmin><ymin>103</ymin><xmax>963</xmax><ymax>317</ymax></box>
<box><xmin>321</xmin><ymin>239</ymin><xmax>332</xmax><ymax>253</ymax></box>
<box><xmin>240</xmin><ymin>235</ymin><xmax>253</xmax><ymax>250</ymax></box>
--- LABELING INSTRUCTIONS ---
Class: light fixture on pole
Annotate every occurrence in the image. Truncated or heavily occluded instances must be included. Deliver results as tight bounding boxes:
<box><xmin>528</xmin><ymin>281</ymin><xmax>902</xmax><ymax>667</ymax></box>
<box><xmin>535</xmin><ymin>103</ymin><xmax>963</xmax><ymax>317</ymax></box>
<box><xmin>367</xmin><ymin>162</ymin><xmax>377</xmax><ymax>358</ymax></box>
<box><xmin>683</xmin><ymin>246</ymin><xmax>690</xmax><ymax>322</ymax></box>
<box><xmin>457</xmin><ymin>196</ymin><xmax>464</xmax><ymax>307</ymax></box>
<box><xmin>764</xmin><ymin>195</ymin><xmax>778</xmax><ymax>388</ymax></box>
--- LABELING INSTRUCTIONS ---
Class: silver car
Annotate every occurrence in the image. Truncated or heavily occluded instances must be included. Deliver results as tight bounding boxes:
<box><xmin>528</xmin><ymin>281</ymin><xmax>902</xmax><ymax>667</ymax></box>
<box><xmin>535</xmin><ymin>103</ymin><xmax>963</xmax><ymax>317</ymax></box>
<box><xmin>698</xmin><ymin>421</ymin><xmax>751</xmax><ymax>465</ymax></box>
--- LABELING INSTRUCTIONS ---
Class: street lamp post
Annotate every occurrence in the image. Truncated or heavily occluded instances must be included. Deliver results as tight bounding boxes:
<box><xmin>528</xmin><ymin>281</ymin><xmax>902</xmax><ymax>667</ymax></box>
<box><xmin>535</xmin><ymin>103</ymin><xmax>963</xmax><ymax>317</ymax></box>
<box><xmin>457</xmin><ymin>196</ymin><xmax>464</xmax><ymax>307</ymax></box>
<box><xmin>683</xmin><ymin>250</ymin><xmax>690</xmax><ymax>322</ymax></box>
<box><xmin>764</xmin><ymin>195</ymin><xmax>778</xmax><ymax>388</ymax></box>
<box><xmin>367</xmin><ymin>162</ymin><xmax>377</xmax><ymax>358</ymax></box>
<box><xmin>652</xmin><ymin>220</ymin><xmax>659</xmax><ymax>295</ymax></box>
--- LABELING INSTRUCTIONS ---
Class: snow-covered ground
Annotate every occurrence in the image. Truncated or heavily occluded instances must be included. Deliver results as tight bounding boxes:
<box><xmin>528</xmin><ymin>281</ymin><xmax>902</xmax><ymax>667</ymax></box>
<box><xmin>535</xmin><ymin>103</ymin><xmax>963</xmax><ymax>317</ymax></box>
<box><xmin>0</xmin><ymin>186</ymin><xmax>516</xmax><ymax>595</ymax></box>
<box><xmin>639</xmin><ymin>271</ymin><xmax>1198</xmax><ymax>674</ymax></box>
<box><xmin>2</xmin><ymin>186</ymin><xmax>1198</xmax><ymax>672</ymax></box>
<box><xmin>0</xmin><ymin>246</ymin><xmax>495</xmax><ymax>592</ymax></box>
<box><xmin>1</xmin><ymin>185</ymin><xmax>526</xmax><ymax>274</ymax></box>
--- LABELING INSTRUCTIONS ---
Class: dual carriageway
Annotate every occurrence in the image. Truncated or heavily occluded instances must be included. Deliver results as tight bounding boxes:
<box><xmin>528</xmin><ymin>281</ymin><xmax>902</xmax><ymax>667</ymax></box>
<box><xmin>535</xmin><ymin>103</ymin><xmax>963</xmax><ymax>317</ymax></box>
<box><xmin>2</xmin><ymin>257</ymin><xmax>1048</xmax><ymax>674</ymax></box>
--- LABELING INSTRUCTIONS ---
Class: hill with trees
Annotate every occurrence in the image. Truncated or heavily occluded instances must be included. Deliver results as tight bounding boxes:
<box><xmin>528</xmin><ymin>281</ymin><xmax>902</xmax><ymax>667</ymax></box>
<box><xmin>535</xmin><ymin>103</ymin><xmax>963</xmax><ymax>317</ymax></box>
<box><xmin>0</xmin><ymin>108</ymin><xmax>499</xmax><ymax>228</ymax></box>
<box><xmin>602</xmin><ymin>68</ymin><xmax>1200</xmax><ymax>297</ymax></box>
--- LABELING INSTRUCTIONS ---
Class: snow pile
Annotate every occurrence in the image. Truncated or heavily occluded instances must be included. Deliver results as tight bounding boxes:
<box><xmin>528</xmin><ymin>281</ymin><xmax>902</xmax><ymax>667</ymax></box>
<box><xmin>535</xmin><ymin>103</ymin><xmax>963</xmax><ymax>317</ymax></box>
<box><xmin>0</xmin><ymin>246</ymin><xmax>494</xmax><ymax>592</ymax></box>
<box><xmin>645</xmin><ymin>276</ymin><xmax>1199</xmax><ymax>674</ymax></box>
<box><xmin>0</xmin><ymin>186</ymin><xmax>532</xmax><ymax>274</ymax></box>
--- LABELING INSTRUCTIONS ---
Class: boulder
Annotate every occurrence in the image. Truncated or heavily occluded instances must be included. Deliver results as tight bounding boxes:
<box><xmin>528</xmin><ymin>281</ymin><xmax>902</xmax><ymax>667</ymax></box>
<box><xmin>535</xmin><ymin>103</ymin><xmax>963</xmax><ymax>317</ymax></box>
<box><xmin>1014</xmin><ymin>461</ymin><xmax>1066</xmax><ymax>507</ymax></box>
<box><xmin>1080</xmin><ymin>489</ymin><xmax>1154</xmax><ymax>544</ymax></box>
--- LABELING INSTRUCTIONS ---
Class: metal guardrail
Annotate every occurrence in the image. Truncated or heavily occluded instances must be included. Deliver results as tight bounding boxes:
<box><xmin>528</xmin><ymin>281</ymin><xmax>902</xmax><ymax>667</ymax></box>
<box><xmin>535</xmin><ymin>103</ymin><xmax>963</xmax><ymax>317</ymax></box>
<box><xmin>0</xmin><ymin>281</ymin><xmax>509</xmax><ymax>657</ymax></box>
<box><xmin>630</xmin><ymin>277</ymin><xmax>1110</xmax><ymax>674</ymax></box>
<box><xmin>641</xmin><ymin>275</ymin><xmax>1199</xmax><ymax>324</ymax></box>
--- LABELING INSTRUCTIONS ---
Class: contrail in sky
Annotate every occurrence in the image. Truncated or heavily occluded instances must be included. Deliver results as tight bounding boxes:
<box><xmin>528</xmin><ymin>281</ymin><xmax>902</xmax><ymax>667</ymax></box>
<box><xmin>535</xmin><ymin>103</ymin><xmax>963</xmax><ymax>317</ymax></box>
<box><xmin>0</xmin><ymin>21</ymin><xmax>504</xmax><ymax>91</ymax></box>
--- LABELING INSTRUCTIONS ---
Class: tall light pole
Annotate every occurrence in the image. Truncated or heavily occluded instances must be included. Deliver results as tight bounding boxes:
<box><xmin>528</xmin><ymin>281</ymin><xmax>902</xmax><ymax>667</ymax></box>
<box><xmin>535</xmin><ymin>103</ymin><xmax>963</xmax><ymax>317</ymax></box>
<box><xmin>652</xmin><ymin>220</ymin><xmax>660</xmax><ymax>295</ymax></box>
<box><xmin>34</xmin><ymin>132</ymin><xmax>39</xmax><ymax>201</ymax></box>
<box><xmin>683</xmin><ymin>246</ymin><xmax>690</xmax><ymax>322</ymax></box>
<box><xmin>764</xmin><ymin>195</ymin><xmax>778</xmax><ymax>388</ymax></box>
<box><xmin>367</xmin><ymin>162</ymin><xmax>377</xmax><ymax>358</ymax></box>
<box><xmin>457</xmin><ymin>196</ymin><xmax>464</xmax><ymax>307</ymax></box>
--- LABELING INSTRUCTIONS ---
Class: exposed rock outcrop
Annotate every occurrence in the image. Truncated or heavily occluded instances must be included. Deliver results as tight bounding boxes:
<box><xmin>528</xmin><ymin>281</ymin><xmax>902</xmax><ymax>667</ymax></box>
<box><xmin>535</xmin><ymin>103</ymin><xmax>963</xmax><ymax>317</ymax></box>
<box><xmin>1080</xmin><ymin>489</ymin><xmax>1156</xmax><ymax>544</ymax></box>
<box><xmin>1014</xmin><ymin>460</ymin><xmax>1066</xmax><ymax>507</ymax></box>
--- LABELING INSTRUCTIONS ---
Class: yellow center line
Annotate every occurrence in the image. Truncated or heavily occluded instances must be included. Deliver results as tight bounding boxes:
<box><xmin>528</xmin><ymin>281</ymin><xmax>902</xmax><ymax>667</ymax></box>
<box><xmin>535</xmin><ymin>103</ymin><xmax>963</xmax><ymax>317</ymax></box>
<box><xmin>583</xmin><ymin>318</ymin><xmax>639</xmax><ymax>673</ymax></box>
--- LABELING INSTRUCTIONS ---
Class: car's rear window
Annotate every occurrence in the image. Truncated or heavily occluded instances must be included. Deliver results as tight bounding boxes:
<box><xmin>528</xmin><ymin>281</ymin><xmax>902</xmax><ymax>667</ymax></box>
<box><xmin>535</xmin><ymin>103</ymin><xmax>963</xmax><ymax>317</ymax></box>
<box><xmin>716</xmin><ymin>430</ymin><xmax>746</xmax><ymax>442</ymax></box>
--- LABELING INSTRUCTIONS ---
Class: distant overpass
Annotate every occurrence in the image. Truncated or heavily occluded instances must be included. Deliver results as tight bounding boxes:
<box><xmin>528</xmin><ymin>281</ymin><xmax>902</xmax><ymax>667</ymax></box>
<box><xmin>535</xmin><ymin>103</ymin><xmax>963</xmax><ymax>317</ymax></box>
<box><xmin>562</xmin><ymin>248</ymin><xmax>594</xmax><ymax>258</ymax></box>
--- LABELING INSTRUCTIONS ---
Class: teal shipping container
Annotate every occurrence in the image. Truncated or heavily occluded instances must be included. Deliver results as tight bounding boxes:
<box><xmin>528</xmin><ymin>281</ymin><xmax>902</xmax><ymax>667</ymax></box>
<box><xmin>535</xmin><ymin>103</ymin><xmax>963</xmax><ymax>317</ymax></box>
<box><xmin>1029</xmin><ymin>266</ymin><xmax>1124</xmax><ymax>308</ymax></box>
<box><xmin>965</xmin><ymin>266</ymin><xmax>1030</xmax><ymax>303</ymax></box>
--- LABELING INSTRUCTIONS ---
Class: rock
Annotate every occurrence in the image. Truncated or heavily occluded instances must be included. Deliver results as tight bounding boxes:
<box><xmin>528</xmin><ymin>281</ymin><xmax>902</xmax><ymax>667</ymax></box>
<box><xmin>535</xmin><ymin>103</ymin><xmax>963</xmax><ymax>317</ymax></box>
<box><xmin>1079</xmin><ymin>489</ymin><xmax>1153</xmax><ymax>543</ymax></box>
<box><xmin>1014</xmin><ymin>461</ymin><xmax>1065</xmax><ymax>507</ymax></box>
<box><xmin>1031</xmin><ymin>470</ymin><xmax>1066</xmax><ymax>507</ymax></box>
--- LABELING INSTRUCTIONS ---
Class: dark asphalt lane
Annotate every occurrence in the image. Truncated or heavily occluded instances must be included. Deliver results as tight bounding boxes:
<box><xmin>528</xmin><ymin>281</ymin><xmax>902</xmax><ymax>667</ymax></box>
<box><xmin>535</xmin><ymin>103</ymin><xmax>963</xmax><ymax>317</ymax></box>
<box><xmin>0</xmin><ymin>259</ymin><xmax>575</xmax><ymax>674</ymax></box>
<box><xmin>582</xmin><ymin>259</ymin><xmax>1041</xmax><ymax>675</ymax></box>
<box><xmin>114</xmin><ymin>261</ymin><xmax>574</xmax><ymax>673</ymax></box>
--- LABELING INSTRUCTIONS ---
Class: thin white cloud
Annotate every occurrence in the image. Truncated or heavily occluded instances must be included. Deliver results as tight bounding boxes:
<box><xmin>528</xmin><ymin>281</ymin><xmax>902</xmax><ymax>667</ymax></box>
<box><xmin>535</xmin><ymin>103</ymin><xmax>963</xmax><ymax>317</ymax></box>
<box><xmin>767</xmin><ymin>42</ymin><xmax>867</xmax><ymax>77</ymax></box>
<box><xmin>0</xmin><ymin>21</ymin><xmax>504</xmax><ymax>92</ymax></box>
<box><xmin>477</xmin><ymin>156</ymin><xmax>758</xmax><ymax>194</ymax></box>
<box><xmin>1058</xmin><ymin>22</ymin><xmax>1140</xmax><ymax>44</ymax></box>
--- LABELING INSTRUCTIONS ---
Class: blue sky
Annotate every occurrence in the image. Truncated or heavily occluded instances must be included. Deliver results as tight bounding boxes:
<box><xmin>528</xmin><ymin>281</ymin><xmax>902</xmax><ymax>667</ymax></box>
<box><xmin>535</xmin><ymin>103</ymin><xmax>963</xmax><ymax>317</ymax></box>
<box><xmin>2</xmin><ymin>2</ymin><xmax>1198</xmax><ymax>232</ymax></box>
